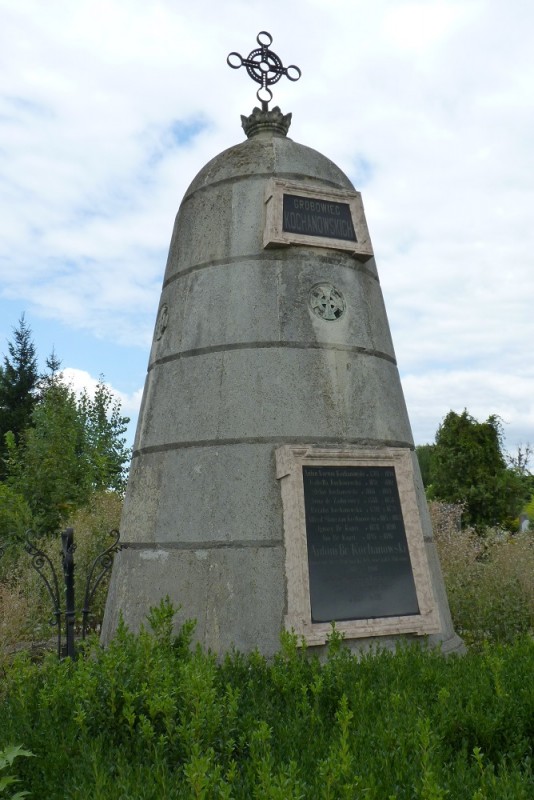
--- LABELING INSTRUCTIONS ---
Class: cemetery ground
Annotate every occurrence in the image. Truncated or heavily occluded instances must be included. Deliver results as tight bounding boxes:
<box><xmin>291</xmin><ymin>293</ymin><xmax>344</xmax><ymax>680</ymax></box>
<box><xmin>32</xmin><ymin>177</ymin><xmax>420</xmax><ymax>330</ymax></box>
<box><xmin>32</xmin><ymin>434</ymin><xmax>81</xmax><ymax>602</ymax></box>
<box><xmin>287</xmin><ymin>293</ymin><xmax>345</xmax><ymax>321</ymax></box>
<box><xmin>0</xmin><ymin>502</ymin><xmax>533</xmax><ymax>799</ymax></box>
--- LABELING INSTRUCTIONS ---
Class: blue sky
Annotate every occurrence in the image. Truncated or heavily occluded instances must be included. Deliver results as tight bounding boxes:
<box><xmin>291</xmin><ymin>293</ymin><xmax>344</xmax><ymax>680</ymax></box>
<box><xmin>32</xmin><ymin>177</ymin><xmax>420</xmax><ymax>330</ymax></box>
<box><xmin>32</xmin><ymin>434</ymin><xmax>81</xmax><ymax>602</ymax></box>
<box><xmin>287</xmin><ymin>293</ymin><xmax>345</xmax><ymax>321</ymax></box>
<box><xmin>1</xmin><ymin>0</ymin><xmax>533</xmax><ymax>454</ymax></box>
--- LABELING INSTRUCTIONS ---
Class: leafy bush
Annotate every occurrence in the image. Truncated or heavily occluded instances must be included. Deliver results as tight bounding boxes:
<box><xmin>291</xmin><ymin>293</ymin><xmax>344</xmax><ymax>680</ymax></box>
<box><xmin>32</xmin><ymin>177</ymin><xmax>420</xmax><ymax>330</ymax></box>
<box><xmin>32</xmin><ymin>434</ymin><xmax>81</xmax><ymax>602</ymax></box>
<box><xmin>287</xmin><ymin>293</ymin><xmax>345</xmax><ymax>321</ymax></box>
<box><xmin>0</xmin><ymin>745</ymin><xmax>33</xmax><ymax>799</ymax></box>
<box><xmin>0</xmin><ymin>601</ymin><xmax>533</xmax><ymax>799</ymax></box>
<box><xmin>0</xmin><ymin>485</ymin><xmax>32</xmax><ymax>546</ymax></box>
<box><xmin>431</xmin><ymin>502</ymin><xmax>534</xmax><ymax>647</ymax></box>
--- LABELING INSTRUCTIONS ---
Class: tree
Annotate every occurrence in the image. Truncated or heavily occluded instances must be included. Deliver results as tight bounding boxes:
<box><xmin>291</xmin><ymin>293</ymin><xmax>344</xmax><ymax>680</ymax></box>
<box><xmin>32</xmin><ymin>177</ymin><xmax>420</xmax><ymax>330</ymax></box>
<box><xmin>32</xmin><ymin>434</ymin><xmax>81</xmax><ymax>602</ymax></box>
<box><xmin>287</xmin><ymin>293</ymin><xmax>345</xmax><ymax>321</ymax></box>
<box><xmin>0</xmin><ymin>483</ymin><xmax>32</xmax><ymax>545</ymax></box>
<box><xmin>78</xmin><ymin>378</ymin><xmax>130</xmax><ymax>493</ymax></box>
<box><xmin>6</xmin><ymin>370</ymin><xmax>130</xmax><ymax>535</ymax></box>
<box><xmin>7</xmin><ymin>380</ymin><xmax>90</xmax><ymax>534</ymax></box>
<box><xmin>428</xmin><ymin>410</ymin><xmax>528</xmax><ymax>529</ymax></box>
<box><xmin>0</xmin><ymin>315</ymin><xmax>39</xmax><ymax>478</ymax></box>
<box><xmin>415</xmin><ymin>444</ymin><xmax>436</xmax><ymax>488</ymax></box>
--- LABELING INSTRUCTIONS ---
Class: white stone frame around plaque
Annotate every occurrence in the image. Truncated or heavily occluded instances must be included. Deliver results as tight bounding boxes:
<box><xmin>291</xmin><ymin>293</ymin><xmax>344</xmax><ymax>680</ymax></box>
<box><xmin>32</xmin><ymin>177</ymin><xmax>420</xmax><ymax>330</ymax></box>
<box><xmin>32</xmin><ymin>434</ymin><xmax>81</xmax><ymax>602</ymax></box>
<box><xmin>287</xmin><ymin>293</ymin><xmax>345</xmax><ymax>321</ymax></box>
<box><xmin>263</xmin><ymin>179</ymin><xmax>374</xmax><ymax>261</ymax></box>
<box><xmin>275</xmin><ymin>445</ymin><xmax>440</xmax><ymax>645</ymax></box>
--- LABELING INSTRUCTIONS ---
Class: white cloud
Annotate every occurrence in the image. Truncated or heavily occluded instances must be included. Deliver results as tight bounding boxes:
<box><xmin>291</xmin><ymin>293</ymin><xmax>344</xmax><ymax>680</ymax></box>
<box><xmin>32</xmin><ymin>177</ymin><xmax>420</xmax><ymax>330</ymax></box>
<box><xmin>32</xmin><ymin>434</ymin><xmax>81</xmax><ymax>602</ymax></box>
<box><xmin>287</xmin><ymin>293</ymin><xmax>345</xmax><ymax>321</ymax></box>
<box><xmin>403</xmin><ymin>368</ymin><xmax>534</xmax><ymax>449</ymax></box>
<box><xmin>382</xmin><ymin>1</ymin><xmax>471</xmax><ymax>54</ymax></box>
<box><xmin>0</xmin><ymin>0</ymin><xmax>533</xmax><ymax>449</ymax></box>
<box><xmin>62</xmin><ymin>367</ymin><xmax>142</xmax><ymax>416</ymax></box>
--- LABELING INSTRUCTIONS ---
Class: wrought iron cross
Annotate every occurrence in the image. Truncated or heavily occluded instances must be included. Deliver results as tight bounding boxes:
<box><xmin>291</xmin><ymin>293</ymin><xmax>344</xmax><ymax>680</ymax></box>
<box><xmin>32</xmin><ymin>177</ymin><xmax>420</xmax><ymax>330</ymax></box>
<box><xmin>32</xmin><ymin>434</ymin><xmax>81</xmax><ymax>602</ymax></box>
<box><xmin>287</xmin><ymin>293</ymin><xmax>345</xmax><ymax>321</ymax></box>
<box><xmin>227</xmin><ymin>31</ymin><xmax>301</xmax><ymax>110</ymax></box>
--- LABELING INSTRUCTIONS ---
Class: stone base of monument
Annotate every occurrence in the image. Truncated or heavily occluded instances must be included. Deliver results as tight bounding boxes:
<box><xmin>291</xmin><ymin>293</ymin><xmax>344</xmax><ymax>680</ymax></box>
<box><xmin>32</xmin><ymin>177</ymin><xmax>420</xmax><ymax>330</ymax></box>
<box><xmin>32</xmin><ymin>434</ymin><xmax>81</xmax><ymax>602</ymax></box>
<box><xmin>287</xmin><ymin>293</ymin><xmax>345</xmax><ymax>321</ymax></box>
<box><xmin>103</xmin><ymin>442</ymin><xmax>464</xmax><ymax>657</ymax></box>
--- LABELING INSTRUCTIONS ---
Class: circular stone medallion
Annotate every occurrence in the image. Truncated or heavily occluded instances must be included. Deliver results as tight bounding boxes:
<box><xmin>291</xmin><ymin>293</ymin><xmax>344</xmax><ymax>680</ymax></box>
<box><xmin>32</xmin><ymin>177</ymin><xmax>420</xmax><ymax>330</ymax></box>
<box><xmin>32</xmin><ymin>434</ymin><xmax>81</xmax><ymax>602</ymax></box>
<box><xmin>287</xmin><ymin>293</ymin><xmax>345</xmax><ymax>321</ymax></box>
<box><xmin>155</xmin><ymin>304</ymin><xmax>169</xmax><ymax>340</ymax></box>
<box><xmin>309</xmin><ymin>283</ymin><xmax>346</xmax><ymax>321</ymax></box>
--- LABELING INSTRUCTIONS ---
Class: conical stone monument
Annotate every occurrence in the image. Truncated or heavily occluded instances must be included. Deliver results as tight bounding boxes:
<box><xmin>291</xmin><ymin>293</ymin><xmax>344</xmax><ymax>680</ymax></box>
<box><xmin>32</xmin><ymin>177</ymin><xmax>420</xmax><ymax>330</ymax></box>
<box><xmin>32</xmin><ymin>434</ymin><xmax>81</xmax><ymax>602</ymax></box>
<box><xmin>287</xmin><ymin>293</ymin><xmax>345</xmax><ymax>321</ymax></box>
<box><xmin>102</xmin><ymin>33</ymin><xmax>463</xmax><ymax>656</ymax></box>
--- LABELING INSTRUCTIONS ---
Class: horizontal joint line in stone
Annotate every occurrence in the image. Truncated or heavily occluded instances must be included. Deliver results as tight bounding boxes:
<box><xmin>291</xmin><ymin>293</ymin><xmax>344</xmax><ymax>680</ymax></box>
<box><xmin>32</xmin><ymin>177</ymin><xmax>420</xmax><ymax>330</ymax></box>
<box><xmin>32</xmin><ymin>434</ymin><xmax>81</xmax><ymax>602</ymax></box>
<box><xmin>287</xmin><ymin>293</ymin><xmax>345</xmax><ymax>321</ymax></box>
<box><xmin>133</xmin><ymin>437</ymin><xmax>415</xmax><ymax>458</ymax></box>
<box><xmin>162</xmin><ymin>251</ymin><xmax>378</xmax><ymax>289</ymax></box>
<box><xmin>182</xmin><ymin>171</ymin><xmax>349</xmax><ymax>205</ymax></box>
<box><xmin>121</xmin><ymin>540</ymin><xmax>281</xmax><ymax>551</ymax></box>
<box><xmin>149</xmin><ymin>341</ymin><xmax>396</xmax><ymax>370</ymax></box>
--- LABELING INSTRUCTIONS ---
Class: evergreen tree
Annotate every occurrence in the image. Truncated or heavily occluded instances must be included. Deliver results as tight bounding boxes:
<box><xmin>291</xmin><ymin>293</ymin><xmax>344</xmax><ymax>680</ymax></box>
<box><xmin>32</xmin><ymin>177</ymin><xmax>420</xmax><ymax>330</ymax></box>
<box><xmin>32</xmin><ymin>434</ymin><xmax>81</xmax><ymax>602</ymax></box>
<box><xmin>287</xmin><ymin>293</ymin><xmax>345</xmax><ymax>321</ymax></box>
<box><xmin>415</xmin><ymin>444</ymin><xmax>436</xmax><ymax>488</ymax></box>
<box><xmin>42</xmin><ymin>348</ymin><xmax>62</xmax><ymax>388</ymax></box>
<box><xmin>0</xmin><ymin>315</ymin><xmax>39</xmax><ymax>478</ymax></box>
<box><xmin>428</xmin><ymin>410</ymin><xmax>527</xmax><ymax>529</ymax></box>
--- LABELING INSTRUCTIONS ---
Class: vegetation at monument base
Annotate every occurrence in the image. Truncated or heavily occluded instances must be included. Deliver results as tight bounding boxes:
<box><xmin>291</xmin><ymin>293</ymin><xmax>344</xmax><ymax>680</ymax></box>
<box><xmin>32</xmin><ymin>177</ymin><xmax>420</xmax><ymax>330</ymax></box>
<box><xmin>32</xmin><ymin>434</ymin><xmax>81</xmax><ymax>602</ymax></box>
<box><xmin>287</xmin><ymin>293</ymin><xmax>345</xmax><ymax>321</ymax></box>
<box><xmin>0</xmin><ymin>601</ymin><xmax>533</xmax><ymax>799</ymax></box>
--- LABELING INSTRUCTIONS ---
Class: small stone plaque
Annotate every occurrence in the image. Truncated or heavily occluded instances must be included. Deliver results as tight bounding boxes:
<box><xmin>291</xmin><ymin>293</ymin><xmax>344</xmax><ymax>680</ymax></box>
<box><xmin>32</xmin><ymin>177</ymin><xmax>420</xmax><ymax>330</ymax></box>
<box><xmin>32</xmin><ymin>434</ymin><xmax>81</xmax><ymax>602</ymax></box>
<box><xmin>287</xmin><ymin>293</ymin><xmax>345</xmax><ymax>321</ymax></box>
<box><xmin>302</xmin><ymin>465</ymin><xmax>419</xmax><ymax>622</ymax></box>
<box><xmin>264</xmin><ymin>179</ymin><xmax>374</xmax><ymax>260</ymax></box>
<box><xmin>283</xmin><ymin>194</ymin><xmax>357</xmax><ymax>241</ymax></box>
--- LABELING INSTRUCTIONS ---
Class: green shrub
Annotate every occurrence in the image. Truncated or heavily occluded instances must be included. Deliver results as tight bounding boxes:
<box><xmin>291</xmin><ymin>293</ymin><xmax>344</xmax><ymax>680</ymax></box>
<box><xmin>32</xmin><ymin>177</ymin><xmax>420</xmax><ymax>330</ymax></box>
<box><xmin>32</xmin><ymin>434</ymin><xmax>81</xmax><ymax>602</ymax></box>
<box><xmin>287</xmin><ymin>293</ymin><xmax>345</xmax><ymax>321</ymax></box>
<box><xmin>0</xmin><ymin>745</ymin><xmax>33</xmax><ymax>799</ymax></box>
<box><xmin>1</xmin><ymin>602</ymin><xmax>533</xmax><ymax>798</ymax></box>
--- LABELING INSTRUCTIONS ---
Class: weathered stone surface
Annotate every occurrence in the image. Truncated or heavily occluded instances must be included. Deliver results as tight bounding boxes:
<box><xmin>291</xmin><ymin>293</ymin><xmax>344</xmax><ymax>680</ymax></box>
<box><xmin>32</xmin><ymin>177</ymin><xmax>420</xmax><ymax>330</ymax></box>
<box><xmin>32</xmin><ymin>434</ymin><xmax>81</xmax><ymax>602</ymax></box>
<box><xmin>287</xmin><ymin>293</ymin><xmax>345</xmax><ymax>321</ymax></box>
<box><xmin>120</xmin><ymin>444</ymin><xmax>282</xmax><ymax>545</ymax></box>
<box><xmin>104</xmin><ymin>545</ymin><xmax>286</xmax><ymax>656</ymax></box>
<box><xmin>102</xmin><ymin>109</ymin><xmax>463</xmax><ymax>656</ymax></box>
<box><xmin>134</xmin><ymin>352</ymin><xmax>411</xmax><ymax>448</ymax></box>
<box><xmin>151</xmin><ymin>256</ymin><xmax>390</xmax><ymax>364</ymax></box>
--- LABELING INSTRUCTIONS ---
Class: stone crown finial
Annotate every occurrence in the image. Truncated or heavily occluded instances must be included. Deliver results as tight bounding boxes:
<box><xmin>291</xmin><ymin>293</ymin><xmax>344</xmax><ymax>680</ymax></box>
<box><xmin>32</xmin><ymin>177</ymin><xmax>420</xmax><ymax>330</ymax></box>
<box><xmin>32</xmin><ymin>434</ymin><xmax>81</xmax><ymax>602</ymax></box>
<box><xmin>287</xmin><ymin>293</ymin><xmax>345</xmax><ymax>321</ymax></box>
<box><xmin>241</xmin><ymin>106</ymin><xmax>292</xmax><ymax>138</ymax></box>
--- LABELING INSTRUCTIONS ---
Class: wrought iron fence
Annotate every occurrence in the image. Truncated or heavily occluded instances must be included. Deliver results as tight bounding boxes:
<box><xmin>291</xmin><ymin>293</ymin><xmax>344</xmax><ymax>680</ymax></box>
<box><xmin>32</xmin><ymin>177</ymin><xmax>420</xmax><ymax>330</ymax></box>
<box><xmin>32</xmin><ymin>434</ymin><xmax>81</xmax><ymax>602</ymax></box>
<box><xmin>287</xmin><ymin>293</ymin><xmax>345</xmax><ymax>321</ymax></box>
<box><xmin>23</xmin><ymin>527</ymin><xmax>121</xmax><ymax>659</ymax></box>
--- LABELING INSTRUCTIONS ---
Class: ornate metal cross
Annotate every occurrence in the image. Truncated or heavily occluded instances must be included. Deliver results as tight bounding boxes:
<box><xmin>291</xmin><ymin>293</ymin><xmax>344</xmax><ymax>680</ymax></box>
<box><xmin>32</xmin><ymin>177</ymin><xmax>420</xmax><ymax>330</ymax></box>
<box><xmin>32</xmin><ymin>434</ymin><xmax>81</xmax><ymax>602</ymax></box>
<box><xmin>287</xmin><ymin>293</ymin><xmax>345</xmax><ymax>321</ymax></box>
<box><xmin>227</xmin><ymin>31</ymin><xmax>301</xmax><ymax>110</ymax></box>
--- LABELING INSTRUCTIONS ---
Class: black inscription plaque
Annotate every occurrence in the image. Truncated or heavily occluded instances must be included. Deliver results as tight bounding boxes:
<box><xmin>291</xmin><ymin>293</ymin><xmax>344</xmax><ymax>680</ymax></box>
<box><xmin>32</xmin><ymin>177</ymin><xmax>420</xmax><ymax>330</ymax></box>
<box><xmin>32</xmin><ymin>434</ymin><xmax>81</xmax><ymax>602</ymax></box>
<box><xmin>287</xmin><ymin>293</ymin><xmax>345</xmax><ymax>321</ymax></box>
<box><xmin>283</xmin><ymin>194</ymin><xmax>357</xmax><ymax>241</ymax></box>
<box><xmin>302</xmin><ymin>465</ymin><xmax>420</xmax><ymax>623</ymax></box>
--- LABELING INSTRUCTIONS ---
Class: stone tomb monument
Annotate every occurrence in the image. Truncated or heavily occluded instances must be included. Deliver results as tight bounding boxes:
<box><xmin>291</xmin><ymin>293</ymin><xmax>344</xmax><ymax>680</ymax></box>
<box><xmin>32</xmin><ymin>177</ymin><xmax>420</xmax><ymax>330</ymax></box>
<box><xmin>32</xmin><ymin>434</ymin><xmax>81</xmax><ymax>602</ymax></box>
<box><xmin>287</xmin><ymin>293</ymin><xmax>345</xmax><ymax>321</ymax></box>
<box><xmin>102</xmin><ymin>33</ymin><xmax>463</xmax><ymax>655</ymax></box>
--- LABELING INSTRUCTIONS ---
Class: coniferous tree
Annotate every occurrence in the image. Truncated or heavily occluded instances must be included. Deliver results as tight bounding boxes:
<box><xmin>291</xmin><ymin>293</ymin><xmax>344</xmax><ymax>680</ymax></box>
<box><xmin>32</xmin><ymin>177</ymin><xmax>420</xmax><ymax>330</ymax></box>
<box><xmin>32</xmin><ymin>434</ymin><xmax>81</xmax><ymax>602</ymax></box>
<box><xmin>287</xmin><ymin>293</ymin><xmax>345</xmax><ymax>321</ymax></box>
<box><xmin>0</xmin><ymin>315</ymin><xmax>39</xmax><ymax>478</ymax></box>
<box><xmin>415</xmin><ymin>444</ymin><xmax>436</xmax><ymax>488</ymax></box>
<box><xmin>42</xmin><ymin>348</ymin><xmax>62</xmax><ymax>388</ymax></box>
<box><xmin>428</xmin><ymin>410</ymin><xmax>527</xmax><ymax>529</ymax></box>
